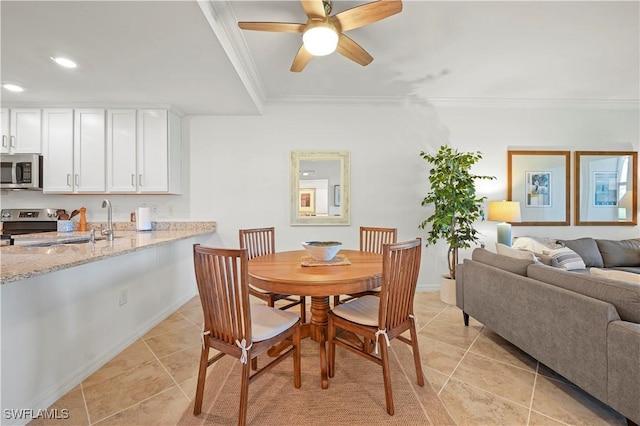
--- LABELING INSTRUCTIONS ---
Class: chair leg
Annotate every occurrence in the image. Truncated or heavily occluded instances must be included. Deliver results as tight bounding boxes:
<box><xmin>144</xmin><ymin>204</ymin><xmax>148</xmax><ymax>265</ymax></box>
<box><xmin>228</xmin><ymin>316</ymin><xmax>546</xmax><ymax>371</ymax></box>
<box><xmin>327</xmin><ymin>317</ymin><xmax>336</xmax><ymax>378</ymax></box>
<box><xmin>300</xmin><ymin>296</ymin><xmax>306</xmax><ymax>323</ymax></box>
<box><xmin>333</xmin><ymin>295</ymin><xmax>341</xmax><ymax>306</ymax></box>
<box><xmin>238</xmin><ymin>360</ymin><xmax>251</xmax><ymax>426</ymax></box>
<box><xmin>409</xmin><ymin>321</ymin><xmax>425</xmax><ymax>387</ymax></box>
<box><xmin>379</xmin><ymin>340</ymin><xmax>394</xmax><ymax>416</ymax></box>
<box><xmin>293</xmin><ymin>322</ymin><xmax>302</xmax><ymax>389</ymax></box>
<box><xmin>193</xmin><ymin>346</ymin><xmax>210</xmax><ymax>415</ymax></box>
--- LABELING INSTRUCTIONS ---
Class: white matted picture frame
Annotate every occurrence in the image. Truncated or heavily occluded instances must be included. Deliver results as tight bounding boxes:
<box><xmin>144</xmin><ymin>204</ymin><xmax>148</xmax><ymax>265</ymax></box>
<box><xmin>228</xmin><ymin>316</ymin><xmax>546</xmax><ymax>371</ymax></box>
<box><xmin>508</xmin><ymin>150</ymin><xmax>570</xmax><ymax>226</ymax></box>
<box><xmin>575</xmin><ymin>151</ymin><xmax>637</xmax><ymax>226</ymax></box>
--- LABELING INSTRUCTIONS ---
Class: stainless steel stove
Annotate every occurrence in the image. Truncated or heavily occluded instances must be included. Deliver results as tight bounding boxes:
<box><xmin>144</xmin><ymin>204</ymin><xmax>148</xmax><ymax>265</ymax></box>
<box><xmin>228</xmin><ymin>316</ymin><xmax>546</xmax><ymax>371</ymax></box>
<box><xmin>1</xmin><ymin>208</ymin><xmax>61</xmax><ymax>235</ymax></box>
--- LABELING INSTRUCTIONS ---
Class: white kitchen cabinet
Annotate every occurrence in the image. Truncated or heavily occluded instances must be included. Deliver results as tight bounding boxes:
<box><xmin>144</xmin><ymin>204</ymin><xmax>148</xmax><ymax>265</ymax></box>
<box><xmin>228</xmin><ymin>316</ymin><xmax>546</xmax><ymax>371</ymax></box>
<box><xmin>105</xmin><ymin>109</ymin><xmax>181</xmax><ymax>194</ymax></box>
<box><xmin>106</xmin><ymin>109</ymin><xmax>137</xmax><ymax>192</ymax></box>
<box><xmin>42</xmin><ymin>109</ymin><xmax>74</xmax><ymax>193</ymax></box>
<box><xmin>74</xmin><ymin>109</ymin><xmax>105</xmax><ymax>192</ymax></box>
<box><xmin>136</xmin><ymin>109</ymin><xmax>181</xmax><ymax>194</ymax></box>
<box><xmin>42</xmin><ymin>108</ymin><xmax>105</xmax><ymax>193</ymax></box>
<box><xmin>1</xmin><ymin>108</ymin><xmax>42</xmax><ymax>154</ymax></box>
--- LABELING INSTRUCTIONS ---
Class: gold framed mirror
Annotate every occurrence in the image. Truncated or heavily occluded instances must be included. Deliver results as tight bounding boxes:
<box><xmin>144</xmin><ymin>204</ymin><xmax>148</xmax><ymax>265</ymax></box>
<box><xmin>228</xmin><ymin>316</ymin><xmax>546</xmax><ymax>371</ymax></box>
<box><xmin>290</xmin><ymin>151</ymin><xmax>350</xmax><ymax>226</ymax></box>
<box><xmin>575</xmin><ymin>151</ymin><xmax>637</xmax><ymax>226</ymax></box>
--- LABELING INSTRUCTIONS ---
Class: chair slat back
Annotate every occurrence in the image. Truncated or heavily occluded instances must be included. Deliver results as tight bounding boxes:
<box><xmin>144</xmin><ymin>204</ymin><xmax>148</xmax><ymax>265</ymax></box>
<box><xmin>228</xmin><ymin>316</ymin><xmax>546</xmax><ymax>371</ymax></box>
<box><xmin>239</xmin><ymin>227</ymin><xmax>276</xmax><ymax>260</ymax></box>
<box><xmin>360</xmin><ymin>226</ymin><xmax>398</xmax><ymax>254</ymax></box>
<box><xmin>193</xmin><ymin>244</ymin><xmax>251</xmax><ymax>346</ymax></box>
<box><xmin>378</xmin><ymin>238</ymin><xmax>422</xmax><ymax>330</ymax></box>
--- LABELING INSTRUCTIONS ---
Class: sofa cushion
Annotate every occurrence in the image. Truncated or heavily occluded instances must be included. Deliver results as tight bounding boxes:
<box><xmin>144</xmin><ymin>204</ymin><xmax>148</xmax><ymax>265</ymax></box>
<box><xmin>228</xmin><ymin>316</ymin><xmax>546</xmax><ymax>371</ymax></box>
<box><xmin>596</xmin><ymin>238</ymin><xmax>640</xmax><ymax>268</ymax></box>
<box><xmin>558</xmin><ymin>237</ymin><xmax>605</xmax><ymax>268</ymax></box>
<box><xmin>544</xmin><ymin>247</ymin><xmax>587</xmax><ymax>271</ymax></box>
<box><xmin>528</xmin><ymin>264</ymin><xmax>640</xmax><ymax>323</ymax></box>
<box><xmin>590</xmin><ymin>268</ymin><xmax>640</xmax><ymax>284</ymax></box>
<box><xmin>471</xmin><ymin>248</ymin><xmax>534</xmax><ymax>276</ymax></box>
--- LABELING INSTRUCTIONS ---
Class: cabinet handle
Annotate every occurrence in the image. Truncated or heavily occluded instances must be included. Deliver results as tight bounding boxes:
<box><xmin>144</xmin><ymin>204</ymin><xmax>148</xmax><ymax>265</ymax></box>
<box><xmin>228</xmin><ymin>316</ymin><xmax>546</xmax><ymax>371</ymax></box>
<box><xmin>138</xmin><ymin>174</ymin><xmax>143</xmax><ymax>186</ymax></box>
<box><xmin>131</xmin><ymin>174</ymin><xmax>135</xmax><ymax>186</ymax></box>
<box><xmin>2</xmin><ymin>136</ymin><xmax>6</xmax><ymax>147</ymax></box>
<box><xmin>74</xmin><ymin>174</ymin><xmax>79</xmax><ymax>186</ymax></box>
<box><xmin>66</xmin><ymin>174</ymin><xmax>71</xmax><ymax>186</ymax></box>
<box><xmin>10</xmin><ymin>136</ymin><xmax>15</xmax><ymax>147</ymax></box>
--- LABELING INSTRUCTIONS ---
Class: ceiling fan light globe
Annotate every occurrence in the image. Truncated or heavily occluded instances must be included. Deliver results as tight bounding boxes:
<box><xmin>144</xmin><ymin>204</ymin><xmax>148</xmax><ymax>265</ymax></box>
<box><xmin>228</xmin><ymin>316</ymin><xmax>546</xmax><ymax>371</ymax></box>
<box><xmin>303</xmin><ymin>26</ymin><xmax>338</xmax><ymax>56</ymax></box>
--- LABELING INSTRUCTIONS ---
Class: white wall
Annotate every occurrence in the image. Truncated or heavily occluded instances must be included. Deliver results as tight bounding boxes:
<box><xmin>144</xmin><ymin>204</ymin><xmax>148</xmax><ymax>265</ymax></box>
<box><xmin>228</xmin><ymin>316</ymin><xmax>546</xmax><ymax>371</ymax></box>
<box><xmin>2</xmin><ymin>102</ymin><xmax>638</xmax><ymax>288</ymax></box>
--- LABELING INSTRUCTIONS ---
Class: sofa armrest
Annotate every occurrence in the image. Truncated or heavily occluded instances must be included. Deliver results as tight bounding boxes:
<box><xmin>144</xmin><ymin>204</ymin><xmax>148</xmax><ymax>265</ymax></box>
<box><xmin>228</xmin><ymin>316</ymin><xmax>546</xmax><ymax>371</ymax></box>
<box><xmin>608</xmin><ymin>321</ymin><xmax>640</xmax><ymax>424</ymax></box>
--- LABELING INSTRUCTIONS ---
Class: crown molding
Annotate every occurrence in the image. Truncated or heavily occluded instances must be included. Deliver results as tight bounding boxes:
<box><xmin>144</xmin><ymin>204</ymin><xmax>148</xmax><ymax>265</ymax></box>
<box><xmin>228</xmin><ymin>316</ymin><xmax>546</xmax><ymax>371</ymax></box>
<box><xmin>266</xmin><ymin>95</ymin><xmax>639</xmax><ymax>109</ymax></box>
<box><xmin>198</xmin><ymin>0</ymin><xmax>265</xmax><ymax>113</ymax></box>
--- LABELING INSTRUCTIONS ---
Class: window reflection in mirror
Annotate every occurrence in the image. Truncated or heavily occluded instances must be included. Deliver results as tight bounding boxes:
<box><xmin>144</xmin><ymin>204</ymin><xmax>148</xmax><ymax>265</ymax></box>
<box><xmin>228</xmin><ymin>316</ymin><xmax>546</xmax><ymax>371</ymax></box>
<box><xmin>290</xmin><ymin>151</ymin><xmax>350</xmax><ymax>226</ymax></box>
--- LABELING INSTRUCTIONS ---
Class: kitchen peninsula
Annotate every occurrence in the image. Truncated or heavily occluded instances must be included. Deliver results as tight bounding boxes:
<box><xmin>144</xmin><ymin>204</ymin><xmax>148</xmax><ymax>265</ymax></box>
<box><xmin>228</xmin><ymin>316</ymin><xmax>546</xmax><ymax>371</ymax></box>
<box><xmin>1</xmin><ymin>222</ymin><xmax>216</xmax><ymax>425</ymax></box>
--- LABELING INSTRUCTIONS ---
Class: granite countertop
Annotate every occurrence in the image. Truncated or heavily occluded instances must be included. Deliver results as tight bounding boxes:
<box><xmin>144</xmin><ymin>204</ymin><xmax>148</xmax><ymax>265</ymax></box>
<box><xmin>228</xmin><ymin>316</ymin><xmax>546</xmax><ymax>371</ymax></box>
<box><xmin>1</xmin><ymin>222</ymin><xmax>216</xmax><ymax>284</ymax></box>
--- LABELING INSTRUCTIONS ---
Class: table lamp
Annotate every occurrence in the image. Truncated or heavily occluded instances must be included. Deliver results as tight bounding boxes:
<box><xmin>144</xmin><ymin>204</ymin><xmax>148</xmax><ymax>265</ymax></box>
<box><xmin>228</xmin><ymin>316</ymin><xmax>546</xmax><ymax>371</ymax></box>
<box><xmin>488</xmin><ymin>201</ymin><xmax>521</xmax><ymax>247</ymax></box>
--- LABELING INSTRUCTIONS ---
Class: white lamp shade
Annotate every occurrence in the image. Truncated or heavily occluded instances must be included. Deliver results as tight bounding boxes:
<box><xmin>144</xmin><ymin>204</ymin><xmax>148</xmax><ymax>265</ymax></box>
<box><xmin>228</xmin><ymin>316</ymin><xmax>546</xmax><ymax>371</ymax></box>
<box><xmin>488</xmin><ymin>201</ymin><xmax>522</xmax><ymax>223</ymax></box>
<box><xmin>303</xmin><ymin>25</ymin><xmax>338</xmax><ymax>56</ymax></box>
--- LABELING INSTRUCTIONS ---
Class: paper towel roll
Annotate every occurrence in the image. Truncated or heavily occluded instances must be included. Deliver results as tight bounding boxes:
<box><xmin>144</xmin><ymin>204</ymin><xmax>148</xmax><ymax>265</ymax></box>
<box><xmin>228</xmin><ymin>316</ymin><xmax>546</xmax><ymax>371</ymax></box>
<box><xmin>136</xmin><ymin>207</ymin><xmax>152</xmax><ymax>231</ymax></box>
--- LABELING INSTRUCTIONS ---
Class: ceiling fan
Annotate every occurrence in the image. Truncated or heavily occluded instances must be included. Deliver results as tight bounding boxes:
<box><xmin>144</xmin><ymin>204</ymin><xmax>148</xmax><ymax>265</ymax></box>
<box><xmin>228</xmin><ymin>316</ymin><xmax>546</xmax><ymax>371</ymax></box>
<box><xmin>237</xmin><ymin>0</ymin><xmax>403</xmax><ymax>72</ymax></box>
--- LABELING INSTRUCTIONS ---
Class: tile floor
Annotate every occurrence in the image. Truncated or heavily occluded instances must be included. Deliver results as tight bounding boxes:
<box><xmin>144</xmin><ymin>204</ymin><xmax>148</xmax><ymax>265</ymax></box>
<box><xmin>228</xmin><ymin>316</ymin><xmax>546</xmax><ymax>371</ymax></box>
<box><xmin>29</xmin><ymin>292</ymin><xmax>628</xmax><ymax>425</ymax></box>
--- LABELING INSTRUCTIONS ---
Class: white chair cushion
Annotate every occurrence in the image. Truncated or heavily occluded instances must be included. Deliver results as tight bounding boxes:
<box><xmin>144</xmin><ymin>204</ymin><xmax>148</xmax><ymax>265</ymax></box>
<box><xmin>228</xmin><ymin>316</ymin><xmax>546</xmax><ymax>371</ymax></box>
<box><xmin>331</xmin><ymin>295</ymin><xmax>379</xmax><ymax>326</ymax></box>
<box><xmin>251</xmin><ymin>304</ymin><xmax>299</xmax><ymax>342</ymax></box>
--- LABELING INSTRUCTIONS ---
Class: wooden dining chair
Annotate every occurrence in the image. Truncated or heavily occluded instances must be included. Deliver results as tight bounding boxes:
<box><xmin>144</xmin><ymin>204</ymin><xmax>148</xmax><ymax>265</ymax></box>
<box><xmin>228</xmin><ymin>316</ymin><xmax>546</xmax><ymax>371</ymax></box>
<box><xmin>333</xmin><ymin>226</ymin><xmax>397</xmax><ymax>306</ymax></box>
<box><xmin>192</xmin><ymin>244</ymin><xmax>301</xmax><ymax>425</ymax></box>
<box><xmin>327</xmin><ymin>238</ymin><xmax>423</xmax><ymax>415</ymax></box>
<box><xmin>239</xmin><ymin>227</ymin><xmax>306</xmax><ymax>323</ymax></box>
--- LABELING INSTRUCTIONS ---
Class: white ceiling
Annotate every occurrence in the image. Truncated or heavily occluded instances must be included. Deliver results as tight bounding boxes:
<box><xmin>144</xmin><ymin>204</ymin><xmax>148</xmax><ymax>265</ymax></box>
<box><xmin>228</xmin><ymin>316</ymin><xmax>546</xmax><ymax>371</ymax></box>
<box><xmin>1</xmin><ymin>1</ymin><xmax>638</xmax><ymax>115</ymax></box>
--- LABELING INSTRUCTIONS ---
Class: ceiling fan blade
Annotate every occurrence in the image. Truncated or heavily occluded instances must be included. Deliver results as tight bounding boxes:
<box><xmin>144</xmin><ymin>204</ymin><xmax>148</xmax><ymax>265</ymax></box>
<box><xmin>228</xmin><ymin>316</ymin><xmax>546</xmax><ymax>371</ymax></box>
<box><xmin>336</xmin><ymin>34</ymin><xmax>373</xmax><ymax>66</ymax></box>
<box><xmin>331</xmin><ymin>0</ymin><xmax>402</xmax><ymax>32</ymax></box>
<box><xmin>290</xmin><ymin>45</ymin><xmax>314</xmax><ymax>72</ymax></box>
<box><xmin>238</xmin><ymin>22</ymin><xmax>306</xmax><ymax>33</ymax></box>
<box><xmin>300</xmin><ymin>0</ymin><xmax>326</xmax><ymax>19</ymax></box>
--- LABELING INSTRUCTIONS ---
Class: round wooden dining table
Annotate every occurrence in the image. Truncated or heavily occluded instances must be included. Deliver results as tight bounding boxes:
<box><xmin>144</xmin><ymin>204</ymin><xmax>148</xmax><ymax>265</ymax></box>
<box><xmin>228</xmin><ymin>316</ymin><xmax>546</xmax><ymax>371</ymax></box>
<box><xmin>248</xmin><ymin>249</ymin><xmax>382</xmax><ymax>389</ymax></box>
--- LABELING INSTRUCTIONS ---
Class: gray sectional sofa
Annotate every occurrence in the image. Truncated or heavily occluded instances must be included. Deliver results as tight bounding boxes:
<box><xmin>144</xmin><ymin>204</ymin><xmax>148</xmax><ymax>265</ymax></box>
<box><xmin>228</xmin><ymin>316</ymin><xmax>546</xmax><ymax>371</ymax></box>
<box><xmin>456</xmin><ymin>239</ymin><xmax>640</xmax><ymax>425</ymax></box>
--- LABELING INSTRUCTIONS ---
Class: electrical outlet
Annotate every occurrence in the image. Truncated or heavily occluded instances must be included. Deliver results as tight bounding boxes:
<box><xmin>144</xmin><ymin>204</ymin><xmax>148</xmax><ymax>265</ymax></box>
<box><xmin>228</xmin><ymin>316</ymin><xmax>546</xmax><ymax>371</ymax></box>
<box><xmin>119</xmin><ymin>288</ymin><xmax>128</xmax><ymax>306</ymax></box>
<box><xmin>151</xmin><ymin>205</ymin><xmax>158</xmax><ymax>215</ymax></box>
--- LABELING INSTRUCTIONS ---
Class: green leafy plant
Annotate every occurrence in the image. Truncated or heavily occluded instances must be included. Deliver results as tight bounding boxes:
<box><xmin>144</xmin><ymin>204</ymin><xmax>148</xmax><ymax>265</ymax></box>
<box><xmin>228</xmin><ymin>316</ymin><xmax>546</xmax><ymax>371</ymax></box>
<box><xmin>419</xmin><ymin>145</ymin><xmax>495</xmax><ymax>280</ymax></box>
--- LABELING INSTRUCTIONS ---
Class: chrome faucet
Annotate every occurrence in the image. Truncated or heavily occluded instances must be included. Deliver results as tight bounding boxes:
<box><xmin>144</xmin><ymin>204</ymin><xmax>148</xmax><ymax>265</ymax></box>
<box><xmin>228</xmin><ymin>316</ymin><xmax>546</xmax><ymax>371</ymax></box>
<box><xmin>101</xmin><ymin>199</ymin><xmax>115</xmax><ymax>242</ymax></box>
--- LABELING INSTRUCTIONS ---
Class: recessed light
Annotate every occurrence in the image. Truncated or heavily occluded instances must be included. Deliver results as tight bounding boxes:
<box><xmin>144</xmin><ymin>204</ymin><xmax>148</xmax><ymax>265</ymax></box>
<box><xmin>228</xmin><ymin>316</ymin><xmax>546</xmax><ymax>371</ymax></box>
<box><xmin>50</xmin><ymin>56</ymin><xmax>77</xmax><ymax>68</ymax></box>
<box><xmin>3</xmin><ymin>84</ymin><xmax>24</xmax><ymax>92</ymax></box>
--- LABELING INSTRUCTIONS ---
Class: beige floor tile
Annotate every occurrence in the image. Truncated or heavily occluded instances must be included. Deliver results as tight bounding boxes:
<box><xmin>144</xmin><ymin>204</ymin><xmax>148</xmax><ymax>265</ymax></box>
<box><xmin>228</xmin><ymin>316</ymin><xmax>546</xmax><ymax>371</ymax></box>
<box><xmin>144</xmin><ymin>327</ymin><xmax>202</xmax><ymax>359</ymax></box>
<box><xmin>159</xmin><ymin>343</ymin><xmax>204</xmax><ymax>384</ymax></box>
<box><xmin>424</xmin><ymin>367</ymin><xmax>449</xmax><ymax>394</ymax></box>
<box><xmin>417</xmin><ymin>334</ymin><xmax>467</xmax><ymax>376</ymax></box>
<box><xmin>435</xmin><ymin>304</ymin><xmax>482</xmax><ymax>327</ymax></box>
<box><xmin>452</xmin><ymin>351</ymin><xmax>536</xmax><ymax>406</ymax></box>
<box><xmin>528</xmin><ymin>410</ymin><xmax>570</xmax><ymax>425</ymax></box>
<box><xmin>412</xmin><ymin>292</ymin><xmax>449</xmax><ymax>328</ymax></box>
<box><xmin>532</xmin><ymin>376</ymin><xmax>627</xmax><ymax>425</ymax></box>
<box><xmin>419</xmin><ymin>318</ymin><xmax>483</xmax><ymax>351</ymax></box>
<box><xmin>179</xmin><ymin>376</ymin><xmax>198</xmax><ymax>402</ymax></box>
<box><xmin>469</xmin><ymin>328</ymin><xmax>537</xmax><ymax>372</ymax></box>
<box><xmin>178</xmin><ymin>305</ymin><xmax>204</xmax><ymax>326</ymax></box>
<box><xmin>28</xmin><ymin>389</ymin><xmax>88</xmax><ymax>426</ymax></box>
<box><xmin>440</xmin><ymin>377</ymin><xmax>530</xmax><ymax>425</ymax></box>
<box><xmin>537</xmin><ymin>362</ymin><xmax>572</xmax><ymax>384</ymax></box>
<box><xmin>178</xmin><ymin>296</ymin><xmax>201</xmax><ymax>311</ymax></box>
<box><xmin>93</xmin><ymin>386</ymin><xmax>190</xmax><ymax>426</ymax></box>
<box><xmin>144</xmin><ymin>312</ymin><xmax>199</xmax><ymax>339</ymax></box>
<box><xmin>83</xmin><ymin>339</ymin><xmax>155</xmax><ymax>388</ymax></box>
<box><xmin>83</xmin><ymin>360</ymin><xmax>175</xmax><ymax>423</ymax></box>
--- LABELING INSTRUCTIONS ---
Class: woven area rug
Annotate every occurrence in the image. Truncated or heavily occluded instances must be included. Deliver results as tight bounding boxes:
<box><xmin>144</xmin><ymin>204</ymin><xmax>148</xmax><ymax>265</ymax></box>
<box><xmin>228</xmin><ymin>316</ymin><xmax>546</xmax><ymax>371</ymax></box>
<box><xmin>178</xmin><ymin>338</ymin><xmax>455</xmax><ymax>425</ymax></box>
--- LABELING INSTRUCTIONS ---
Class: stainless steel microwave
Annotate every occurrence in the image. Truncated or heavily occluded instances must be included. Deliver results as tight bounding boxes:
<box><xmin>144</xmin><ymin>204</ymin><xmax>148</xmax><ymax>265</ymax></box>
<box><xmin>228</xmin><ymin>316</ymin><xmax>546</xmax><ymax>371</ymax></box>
<box><xmin>0</xmin><ymin>154</ymin><xmax>43</xmax><ymax>190</ymax></box>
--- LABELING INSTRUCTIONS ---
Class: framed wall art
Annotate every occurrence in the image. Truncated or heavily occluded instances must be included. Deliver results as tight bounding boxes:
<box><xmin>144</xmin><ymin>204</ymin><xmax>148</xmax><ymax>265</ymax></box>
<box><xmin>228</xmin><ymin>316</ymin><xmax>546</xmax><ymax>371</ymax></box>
<box><xmin>575</xmin><ymin>151</ymin><xmax>637</xmax><ymax>226</ymax></box>
<box><xmin>507</xmin><ymin>150</ymin><xmax>570</xmax><ymax>226</ymax></box>
<box><xmin>334</xmin><ymin>185</ymin><xmax>341</xmax><ymax>207</ymax></box>
<box><xmin>298</xmin><ymin>188</ymin><xmax>316</xmax><ymax>216</ymax></box>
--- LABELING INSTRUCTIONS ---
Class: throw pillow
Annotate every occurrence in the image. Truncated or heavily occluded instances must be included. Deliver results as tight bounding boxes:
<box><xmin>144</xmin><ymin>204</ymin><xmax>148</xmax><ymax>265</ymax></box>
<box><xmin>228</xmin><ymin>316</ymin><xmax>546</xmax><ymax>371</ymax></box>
<box><xmin>590</xmin><ymin>268</ymin><xmax>640</xmax><ymax>284</ymax></box>
<box><xmin>495</xmin><ymin>243</ymin><xmax>537</xmax><ymax>261</ymax></box>
<box><xmin>595</xmin><ymin>238</ymin><xmax>640</xmax><ymax>268</ymax></box>
<box><xmin>558</xmin><ymin>238</ymin><xmax>605</xmax><ymax>268</ymax></box>
<box><xmin>512</xmin><ymin>236</ymin><xmax>562</xmax><ymax>253</ymax></box>
<box><xmin>543</xmin><ymin>247</ymin><xmax>586</xmax><ymax>270</ymax></box>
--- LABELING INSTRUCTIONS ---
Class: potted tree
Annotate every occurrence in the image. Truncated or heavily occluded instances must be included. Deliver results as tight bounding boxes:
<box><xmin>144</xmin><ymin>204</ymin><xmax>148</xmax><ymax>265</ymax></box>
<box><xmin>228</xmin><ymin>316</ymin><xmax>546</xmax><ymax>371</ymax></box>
<box><xmin>419</xmin><ymin>145</ymin><xmax>495</xmax><ymax>304</ymax></box>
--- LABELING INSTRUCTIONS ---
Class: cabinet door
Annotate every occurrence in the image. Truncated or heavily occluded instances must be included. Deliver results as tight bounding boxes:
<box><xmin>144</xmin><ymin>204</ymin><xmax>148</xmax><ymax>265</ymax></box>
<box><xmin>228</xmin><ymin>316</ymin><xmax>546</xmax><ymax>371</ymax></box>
<box><xmin>137</xmin><ymin>109</ymin><xmax>168</xmax><ymax>192</ymax></box>
<box><xmin>10</xmin><ymin>108</ymin><xmax>42</xmax><ymax>153</ymax></box>
<box><xmin>42</xmin><ymin>109</ymin><xmax>74</xmax><ymax>193</ymax></box>
<box><xmin>1</xmin><ymin>108</ymin><xmax>9</xmax><ymax>154</ymax></box>
<box><xmin>106</xmin><ymin>109</ymin><xmax>137</xmax><ymax>193</ymax></box>
<box><xmin>74</xmin><ymin>109</ymin><xmax>105</xmax><ymax>193</ymax></box>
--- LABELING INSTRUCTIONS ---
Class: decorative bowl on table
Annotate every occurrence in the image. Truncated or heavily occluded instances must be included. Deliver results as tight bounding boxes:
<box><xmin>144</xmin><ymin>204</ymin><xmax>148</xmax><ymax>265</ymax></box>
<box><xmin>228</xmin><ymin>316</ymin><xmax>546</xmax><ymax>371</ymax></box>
<box><xmin>302</xmin><ymin>241</ymin><xmax>342</xmax><ymax>261</ymax></box>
